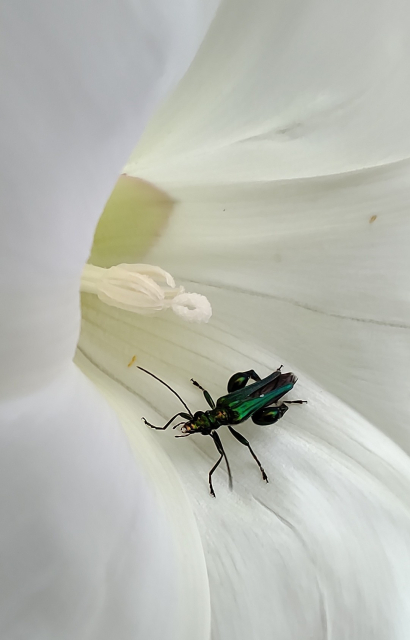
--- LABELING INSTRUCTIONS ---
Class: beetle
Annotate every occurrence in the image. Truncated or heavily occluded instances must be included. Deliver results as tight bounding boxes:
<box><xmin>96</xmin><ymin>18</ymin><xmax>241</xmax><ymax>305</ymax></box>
<box><xmin>138</xmin><ymin>365</ymin><xmax>306</xmax><ymax>497</ymax></box>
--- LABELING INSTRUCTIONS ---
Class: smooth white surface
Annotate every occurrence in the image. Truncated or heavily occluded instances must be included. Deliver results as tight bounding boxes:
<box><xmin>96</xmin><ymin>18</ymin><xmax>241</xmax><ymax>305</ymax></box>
<box><xmin>76</xmin><ymin>351</ymin><xmax>211</xmax><ymax>640</ymax></box>
<box><xmin>0</xmin><ymin>0</ymin><xmax>219</xmax><ymax>397</ymax></box>
<box><xmin>142</xmin><ymin>168</ymin><xmax>410</xmax><ymax>454</ymax></box>
<box><xmin>0</xmin><ymin>366</ymin><xmax>177</xmax><ymax>640</ymax></box>
<box><xmin>0</xmin><ymin>1</ymin><xmax>218</xmax><ymax>638</ymax></box>
<box><xmin>128</xmin><ymin>0</ymin><xmax>410</xmax><ymax>183</ymax></box>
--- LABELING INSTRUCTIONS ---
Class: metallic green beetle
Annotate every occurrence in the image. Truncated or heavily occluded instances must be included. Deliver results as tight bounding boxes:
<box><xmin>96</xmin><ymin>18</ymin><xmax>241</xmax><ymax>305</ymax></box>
<box><xmin>138</xmin><ymin>366</ymin><xmax>306</xmax><ymax>497</ymax></box>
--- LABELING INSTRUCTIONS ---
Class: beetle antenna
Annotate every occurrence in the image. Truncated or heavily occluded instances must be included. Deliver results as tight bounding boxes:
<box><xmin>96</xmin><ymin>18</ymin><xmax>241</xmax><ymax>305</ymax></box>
<box><xmin>137</xmin><ymin>366</ymin><xmax>194</xmax><ymax>417</ymax></box>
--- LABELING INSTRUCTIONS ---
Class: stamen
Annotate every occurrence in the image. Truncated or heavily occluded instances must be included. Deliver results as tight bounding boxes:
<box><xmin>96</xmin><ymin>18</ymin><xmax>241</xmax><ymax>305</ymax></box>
<box><xmin>81</xmin><ymin>263</ymin><xmax>212</xmax><ymax>323</ymax></box>
<box><xmin>171</xmin><ymin>292</ymin><xmax>212</xmax><ymax>323</ymax></box>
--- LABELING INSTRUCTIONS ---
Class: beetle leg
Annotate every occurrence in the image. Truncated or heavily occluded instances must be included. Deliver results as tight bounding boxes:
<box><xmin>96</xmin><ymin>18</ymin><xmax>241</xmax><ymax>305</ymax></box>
<box><xmin>282</xmin><ymin>400</ymin><xmax>307</xmax><ymax>404</ymax></box>
<box><xmin>191</xmin><ymin>379</ymin><xmax>216</xmax><ymax>409</ymax></box>
<box><xmin>208</xmin><ymin>452</ymin><xmax>223</xmax><ymax>497</ymax></box>
<box><xmin>142</xmin><ymin>412</ymin><xmax>190</xmax><ymax>430</ymax></box>
<box><xmin>251</xmin><ymin>406</ymin><xmax>286</xmax><ymax>426</ymax></box>
<box><xmin>209</xmin><ymin>431</ymin><xmax>233</xmax><ymax>496</ymax></box>
<box><xmin>228</xmin><ymin>426</ymin><xmax>268</xmax><ymax>482</ymax></box>
<box><xmin>227</xmin><ymin>369</ymin><xmax>261</xmax><ymax>392</ymax></box>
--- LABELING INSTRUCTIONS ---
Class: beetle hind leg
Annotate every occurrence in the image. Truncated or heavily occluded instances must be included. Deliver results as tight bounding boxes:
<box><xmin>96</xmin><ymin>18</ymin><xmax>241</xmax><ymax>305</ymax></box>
<box><xmin>227</xmin><ymin>369</ymin><xmax>261</xmax><ymax>392</ymax></box>
<box><xmin>251</xmin><ymin>406</ymin><xmax>285</xmax><ymax>426</ymax></box>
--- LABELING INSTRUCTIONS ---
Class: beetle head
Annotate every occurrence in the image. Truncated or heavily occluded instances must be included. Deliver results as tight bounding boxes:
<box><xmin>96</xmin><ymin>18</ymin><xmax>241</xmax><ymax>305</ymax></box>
<box><xmin>178</xmin><ymin>411</ymin><xmax>210</xmax><ymax>436</ymax></box>
<box><xmin>181</xmin><ymin>421</ymin><xmax>194</xmax><ymax>434</ymax></box>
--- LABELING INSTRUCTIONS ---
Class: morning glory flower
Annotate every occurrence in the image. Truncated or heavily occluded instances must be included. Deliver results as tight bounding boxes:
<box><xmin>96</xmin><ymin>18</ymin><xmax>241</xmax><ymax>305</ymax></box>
<box><xmin>3</xmin><ymin>1</ymin><xmax>410</xmax><ymax>640</ymax></box>
<box><xmin>80</xmin><ymin>0</ymin><xmax>410</xmax><ymax>638</ymax></box>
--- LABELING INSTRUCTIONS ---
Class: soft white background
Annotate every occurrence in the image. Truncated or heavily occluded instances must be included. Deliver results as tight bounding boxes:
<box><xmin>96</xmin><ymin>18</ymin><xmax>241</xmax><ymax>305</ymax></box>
<box><xmin>0</xmin><ymin>1</ymin><xmax>218</xmax><ymax>639</ymax></box>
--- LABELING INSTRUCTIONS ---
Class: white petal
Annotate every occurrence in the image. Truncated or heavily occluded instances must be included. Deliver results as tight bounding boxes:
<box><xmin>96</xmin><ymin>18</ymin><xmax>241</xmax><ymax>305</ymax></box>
<box><xmin>127</xmin><ymin>0</ymin><xmax>410</xmax><ymax>184</ymax></box>
<box><xmin>74</xmin><ymin>353</ymin><xmax>211</xmax><ymax>640</ymax></box>
<box><xmin>0</xmin><ymin>0</ymin><xmax>218</xmax><ymax>391</ymax></box>
<box><xmin>143</xmin><ymin>165</ymin><xmax>410</xmax><ymax>452</ymax></box>
<box><xmin>72</xmin><ymin>0</ymin><xmax>410</xmax><ymax>637</ymax></box>
<box><xmin>0</xmin><ymin>365</ymin><xmax>206</xmax><ymax>640</ymax></box>
<box><xmin>0</xmin><ymin>2</ymin><xmax>218</xmax><ymax>637</ymax></box>
<box><xmin>78</xmin><ymin>307</ymin><xmax>410</xmax><ymax>639</ymax></box>
<box><xmin>122</xmin><ymin>0</ymin><xmax>410</xmax><ymax>448</ymax></box>
<box><xmin>84</xmin><ymin>3</ymin><xmax>410</xmax><ymax>635</ymax></box>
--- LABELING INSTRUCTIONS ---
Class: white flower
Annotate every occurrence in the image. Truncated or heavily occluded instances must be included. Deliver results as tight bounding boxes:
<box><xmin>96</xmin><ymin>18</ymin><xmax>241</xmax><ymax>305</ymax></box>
<box><xmin>0</xmin><ymin>2</ymin><xmax>217</xmax><ymax>639</ymax></box>
<box><xmin>3</xmin><ymin>1</ymin><xmax>410</xmax><ymax>640</ymax></box>
<box><xmin>80</xmin><ymin>1</ymin><xmax>410</xmax><ymax>638</ymax></box>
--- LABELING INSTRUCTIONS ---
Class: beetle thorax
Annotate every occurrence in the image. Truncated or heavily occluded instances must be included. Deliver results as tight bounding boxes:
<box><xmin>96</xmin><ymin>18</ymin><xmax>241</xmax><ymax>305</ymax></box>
<box><xmin>181</xmin><ymin>411</ymin><xmax>211</xmax><ymax>434</ymax></box>
<box><xmin>208</xmin><ymin>407</ymin><xmax>230</xmax><ymax>425</ymax></box>
<box><xmin>180</xmin><ymin>408</ymin><xmax>230</xmax><ymax>435</ymax></box>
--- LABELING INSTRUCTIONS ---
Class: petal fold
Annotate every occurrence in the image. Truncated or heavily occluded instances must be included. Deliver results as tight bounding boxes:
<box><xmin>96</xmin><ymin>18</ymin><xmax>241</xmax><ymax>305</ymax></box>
<box><xmin>78</xmin><ymin>306</ymin><xmax>410</xmax><ymax>640</ymax></box>
<box><xmin>127</xmin><ymin>0</ymin><xmax>410</xmax><ymax>184</ymax></box>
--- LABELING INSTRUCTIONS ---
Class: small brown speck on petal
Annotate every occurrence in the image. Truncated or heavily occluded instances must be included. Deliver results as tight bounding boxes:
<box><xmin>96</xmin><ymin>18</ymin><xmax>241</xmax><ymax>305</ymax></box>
<box><xmin>127</xmin><ymin>355</ymin><xmax>136</xmax><ymax>368</ymax></box>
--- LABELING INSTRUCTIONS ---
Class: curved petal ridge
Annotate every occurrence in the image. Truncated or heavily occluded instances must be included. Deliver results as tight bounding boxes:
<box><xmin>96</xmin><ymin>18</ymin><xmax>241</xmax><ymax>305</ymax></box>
<box><xmin>127</xmin><ymin>0</ymin><xmax>410</xmax><ymax>184</ymax></box>
<box><xmin>75</xmin><ymin>350</ymin><xmax>211</xmax><ymax>640</ymax></box>
<box><xmin>0</xmin><ymin>364</ymin><xmax>187</xmax><ymax>639</ymax></box>
<box><xmin>78</xmin><ymin>301</ymin><xmax>410</xmax><ymax>640</ymax></box>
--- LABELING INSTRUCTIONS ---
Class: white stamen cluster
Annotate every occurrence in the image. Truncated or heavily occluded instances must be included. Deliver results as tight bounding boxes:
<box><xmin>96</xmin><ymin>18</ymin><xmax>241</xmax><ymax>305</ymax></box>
<box><xmin>81</xmin><ymin>263</ymin><xmax>212</xmax><ymax>323</ymax></box>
